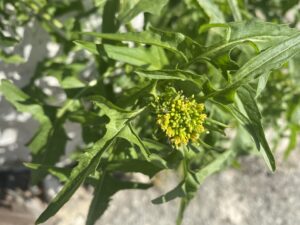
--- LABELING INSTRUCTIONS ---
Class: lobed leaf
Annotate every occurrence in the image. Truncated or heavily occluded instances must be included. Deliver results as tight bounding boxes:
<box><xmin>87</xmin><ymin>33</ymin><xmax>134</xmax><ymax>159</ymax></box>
<box><xmin>35</xmin><ymin>96</ymin><xmax>145</xmax><ymax>224</ymax></box>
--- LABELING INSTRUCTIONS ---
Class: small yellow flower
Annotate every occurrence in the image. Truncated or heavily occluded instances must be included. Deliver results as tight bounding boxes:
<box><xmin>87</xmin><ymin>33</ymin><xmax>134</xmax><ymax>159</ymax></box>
<box><xmin>155</xmin><ymin>89</ymin><xmax>207</xmax><ymax>148</ymax></box>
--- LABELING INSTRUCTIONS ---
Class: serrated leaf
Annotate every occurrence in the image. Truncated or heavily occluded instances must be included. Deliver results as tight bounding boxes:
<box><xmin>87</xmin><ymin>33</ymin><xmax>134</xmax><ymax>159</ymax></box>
<box><xmin>205</xmin><ymin>31</ymin><xmax>300</xmax><ymax>100</ymax></box>
<box><xmin>35</xmin><ymin>96</ymin><xmax>145</xmax><ymax>224</ymax></box>
<box><xmin>118</xmin><ymin>124</ymin><xmax>168</xmax><ymax>169</ymax></box>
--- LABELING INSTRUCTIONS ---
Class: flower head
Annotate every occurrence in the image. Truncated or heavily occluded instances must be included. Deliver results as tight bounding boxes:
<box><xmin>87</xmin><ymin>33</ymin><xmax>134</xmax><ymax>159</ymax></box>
<box><xmin>155</xmin><ymin>88</ymin><xmax>206</xmax><ymax>148</ymax></box>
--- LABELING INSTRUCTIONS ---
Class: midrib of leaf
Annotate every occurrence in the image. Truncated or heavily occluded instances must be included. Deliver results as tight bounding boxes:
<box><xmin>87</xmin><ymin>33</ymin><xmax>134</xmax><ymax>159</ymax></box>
<box><xmin>86</xmin><ymin>171</ymin><xmax>106</xmax><ymax>225</ymax></box>
<box><xmin>82</xmin><ymin>31</ymin><xmax>187</xmax><ymax>61</ymax></box>
<box><xmin>35</xmin><ymin>130</ymin><xmax>119</xmax><ymax>224</ymax></box>
<box><xmin>36</xmin><ymin>97</ymin><xmax>145</xmax><ymax>224</ymax></box>
<box><xmin>227</xmin><ymin>0</ymin><xmax>242</xmax><ymax>21</ymax></box>
<box><xmin>236</xmin><ymin>32</ymin><xmax>300</xmax><ymax>80</ymax></box>
<box><xmin>200</xmin><ymin>35</ymin><xmax>294</xmax><ymax>58</ymax></box>
<box><xmin>202</xmin><ymin>32</ymin><xmax>300</xmax><ymax>99</ymax></box>
<box><xmin>196</xmin><ymin>149</ymin><xmax>235</xmax><ymax>182</ymax></box>
<box><xmin>135</xmin><ymin>69</ymin><xmax>205</xmax><ymax>89</ymax></box>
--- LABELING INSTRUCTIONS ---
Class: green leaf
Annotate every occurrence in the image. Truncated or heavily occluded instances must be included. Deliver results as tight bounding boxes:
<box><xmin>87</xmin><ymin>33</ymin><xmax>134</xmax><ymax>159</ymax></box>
<box><xmin>212</xmin><ymin>99</ymin><xmax>260</xmax><ymax>149</ymax></box>
<box><xmin>214</xmin><ymin>93</ymin><xmax>274</xmax><ymax>170</ymax></box>
<box><xmin>227</xmin><ymin>0</ymin><xmax>242</xmax><ymax>21</ymax></box>
<box><xmin>235</xmin><ymin>32</ymin><xmax>300</xmax><ymax>82</ymax></box>
<box><xmin>86</xmin><ymin>173</ymin><xmax>151</xmax><ymax>225</ymax></box>
<box><xmin>237</xmin><ymin>85</ymin><xmax>276</xmax><ymax>171</ymax></box>
<box><xmin>194</xmin><ymin>0</ymin><xmax>225</xmax><ymax>23</ymax></box>
<box><xmin>35</xmin><ymin>96</ymin><xmax>145</xmax><ymax>224</ymax></box>
<box><xmin>118</xmin><ymin>0</ymin><xmax>168</xmax><ymax>24</ymax></box>
<box><xmin>256</xmin><ymin>73</ymin><xmax>270</xmax><ymax>97</ymax></box>
<box><xmin>0</xmin><ymin>32</ymin><xmax>19</xmax><ymax>47</ymax></box>
<box><xmin>102</xmin><ymin>0</ymin><xmax>119</xmax><ymax>33</ymax></box>
<box><xmin>118</xmin><ymin>123</ymin><xmax>152</xmax><ymax>160</ymax></box>
<box><xmin>135</xmin><ymin>69</ymin><xmax>205</xmax><ymax>88</ymax></box>
<box><xmin>205</xmin><ymin>31</ymin><xmax>300</xmax><ymax>100</ymax></box>
<box><xmin>105</xmin><ymin>159</ymin><xmax>162</xmax><ymax>178</ymax></box>
<box><xmin>284</xmin><ymin>124</ymin><xmax>299</xmax><ymax>159</ymax></box>
<box><xmin>30</xmin><ymin>124</ymin><xmax>68</xmax><ymax>183</ymax></box>
<box><xmin>118</xmin><ymin>124</ymin><xmax>168</xmax><ymax>169</ymax></box>
<box><xmin>0</xmin><ymin>80</ymin><xmax>64</xmax><ymax>181</ymax></box>
<box><xmin>81</xmin><ymin>28</ymin><xmax>203</xmax><ymax>62</ymax></box>
<box><xmin>75</xmin><ymin>41</ymin><xmax>168</xmax><ymax>69</ymax></box>
<box><xmin>152</xmin><ymin>149</ymin><xmax>234</xmax><ymax>205</ymax></box>
<box><xmin>24</xmin><ymin>163</ymin><xmax>71</xmax><ymax>182</ymax></box>
<box><xmin>0</xmin><ymin>50</ymin><xmax>25</xmax><ymax>64</ymax></box>
<box><xmin>198</xmin><ymin>21</ymin><xmax>299</xmax><ymax>60</ymax></box>
<box><xmin>195</xmin><ymin>149</ymin><xmax>235</xmax><ymax>182</ymax></box>
<box><xmin>152</xmin><ymin>181</ymin><xmax>186</xmax><ymax>204</ymax></box>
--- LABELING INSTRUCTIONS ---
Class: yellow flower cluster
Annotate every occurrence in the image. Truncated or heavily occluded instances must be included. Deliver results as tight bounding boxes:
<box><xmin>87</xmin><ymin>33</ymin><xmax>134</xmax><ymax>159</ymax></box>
<box><xmin>156</xmin><ymin>91</ymin><xmax>207</xmax><ymax>148</ymax></box>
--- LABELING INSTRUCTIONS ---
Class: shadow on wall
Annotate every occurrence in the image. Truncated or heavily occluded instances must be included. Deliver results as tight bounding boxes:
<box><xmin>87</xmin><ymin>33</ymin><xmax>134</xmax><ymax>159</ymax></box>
<box><xmin>0</xmin><ymin>21</ymin><xmax>66</xmax><ymax>168</ymax></box>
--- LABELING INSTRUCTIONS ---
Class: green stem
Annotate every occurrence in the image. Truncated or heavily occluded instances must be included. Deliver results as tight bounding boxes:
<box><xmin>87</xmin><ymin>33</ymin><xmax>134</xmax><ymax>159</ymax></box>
<box><xmin>176</xmin><ymin>198</ymin><xmax>187</xmax><ymax>225</ymax></box>
<box><xmin>175</xmin><ymin>146</ymin><xmax>189</xmax><ymax>225</ymax></box>
<box><xmin>227</xmin><ymin>0</ymin><xmax>242</xmax><ymax>21</ymax></box>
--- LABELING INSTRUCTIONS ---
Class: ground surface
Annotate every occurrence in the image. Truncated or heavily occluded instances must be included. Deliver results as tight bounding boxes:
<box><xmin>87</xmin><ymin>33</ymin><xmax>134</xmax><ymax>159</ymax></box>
<box><xmin>1</xmin><ymin>149</ymin><xmax>300</xmax><ymax>225</ymax></box>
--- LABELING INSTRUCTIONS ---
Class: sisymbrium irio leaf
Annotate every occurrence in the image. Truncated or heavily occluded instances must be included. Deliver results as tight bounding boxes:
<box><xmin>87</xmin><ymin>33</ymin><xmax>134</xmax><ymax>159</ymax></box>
<box><xmin>35</xmin><ymin>96</ymin><xmax>145</xmax><ymax>224</ymax></box>
<box><xmin>0</xmin><ymin>80</ymin><xmax>67</xmax><ymax>183</ymax></box>
<box><xmin>237</xmin><ymin>85</ymin><xmax>276</xmax><ymax>171</ymax></box>
<box><xmin>204</xmin><ymin>31</ymin><xmax>300</xmax><ymax>100</ymax></box>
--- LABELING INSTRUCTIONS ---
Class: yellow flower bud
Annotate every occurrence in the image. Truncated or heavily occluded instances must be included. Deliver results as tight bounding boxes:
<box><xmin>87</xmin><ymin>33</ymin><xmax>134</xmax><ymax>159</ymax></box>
<box><xmin>155</xmin><ymin>89</ymin><xmax>207</xmax><ymax>148</ymax></box>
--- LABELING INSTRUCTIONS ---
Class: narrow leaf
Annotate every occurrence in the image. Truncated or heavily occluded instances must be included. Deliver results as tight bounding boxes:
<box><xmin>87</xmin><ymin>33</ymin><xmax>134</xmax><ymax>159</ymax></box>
<box><xmin>81</xmin><ymin>28</ymin><xmax>203</xmax><ymax>62</ymax></box>
<box><xmin>118</xmin><ymin>0</ymin><xmax>168</xmax><ymax>24</ymax></box>
<box><xmin>237</xmin><ymin>86</ymin><xmax>276</xmax><ymax>171</ymax></box>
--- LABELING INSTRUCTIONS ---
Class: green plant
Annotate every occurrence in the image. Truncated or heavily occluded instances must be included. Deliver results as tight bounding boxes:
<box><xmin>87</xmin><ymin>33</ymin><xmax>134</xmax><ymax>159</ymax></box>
<box><xmin>0</xmin><ymin>0</ymin><xmax>300</xmax><ymax>224</ymax></box>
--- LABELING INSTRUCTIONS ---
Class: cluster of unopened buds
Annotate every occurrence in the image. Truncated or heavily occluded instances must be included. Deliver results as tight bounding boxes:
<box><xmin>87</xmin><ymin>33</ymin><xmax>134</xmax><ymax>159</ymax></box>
<box><xmin>155</xmin><ymin>89</ymin><xmax>207</xmax><ymax>148</ymax></box>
